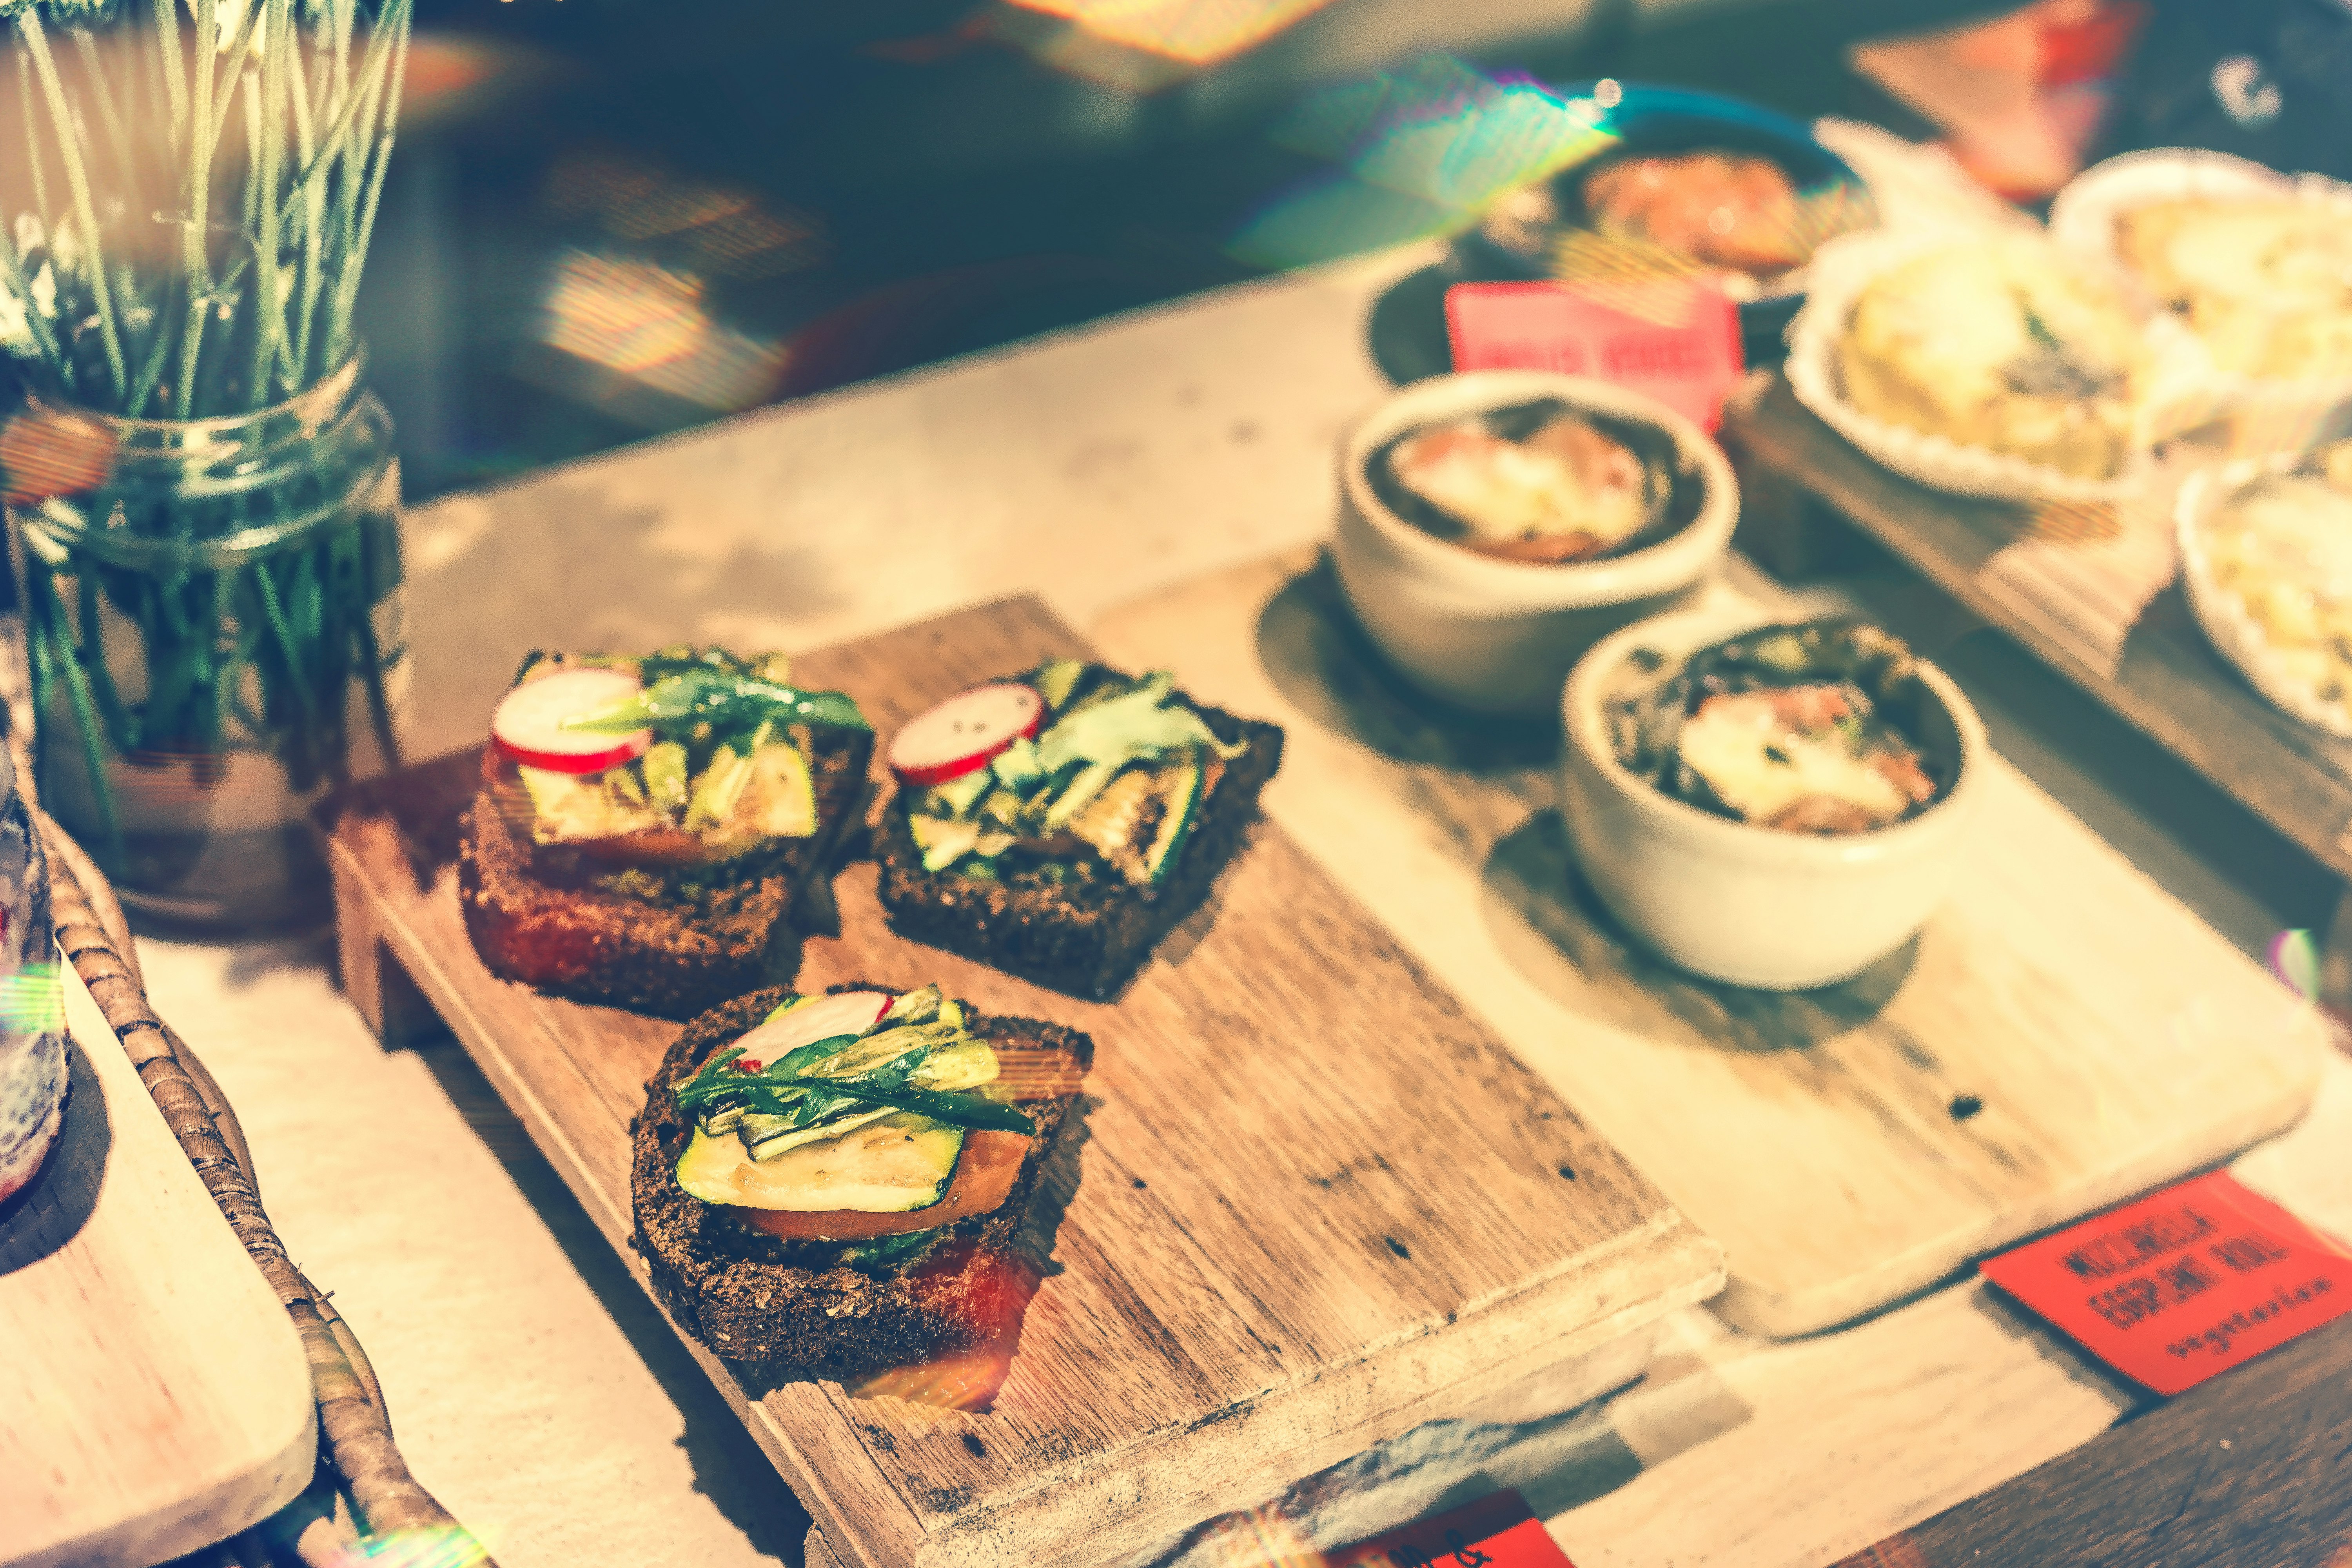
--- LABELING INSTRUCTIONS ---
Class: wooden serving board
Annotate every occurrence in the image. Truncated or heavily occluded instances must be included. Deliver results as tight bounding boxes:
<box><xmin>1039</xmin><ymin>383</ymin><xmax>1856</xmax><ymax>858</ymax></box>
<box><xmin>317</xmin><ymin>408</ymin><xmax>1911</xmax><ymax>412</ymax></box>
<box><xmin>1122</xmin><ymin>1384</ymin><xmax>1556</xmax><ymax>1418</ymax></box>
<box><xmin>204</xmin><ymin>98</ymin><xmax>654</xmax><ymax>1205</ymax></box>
<box><xmin>1089</xmin><ymin>549</ymin><xmax>2330</xmax><ymax>1339</ymax></box>
<box><xmin>1</xmin><ymin>969</ymin><xmax>316</xmax><ymax>1568</ymax></box>
<box><xmin>1722</xmin><ymin>374</ymin><xmax>2352</xmax><ymax>888</ymax></box>
<box><xmin>321</xmin><ymin>599</ymin><xmax>1724</xmax><ymax>1568</ymax></box>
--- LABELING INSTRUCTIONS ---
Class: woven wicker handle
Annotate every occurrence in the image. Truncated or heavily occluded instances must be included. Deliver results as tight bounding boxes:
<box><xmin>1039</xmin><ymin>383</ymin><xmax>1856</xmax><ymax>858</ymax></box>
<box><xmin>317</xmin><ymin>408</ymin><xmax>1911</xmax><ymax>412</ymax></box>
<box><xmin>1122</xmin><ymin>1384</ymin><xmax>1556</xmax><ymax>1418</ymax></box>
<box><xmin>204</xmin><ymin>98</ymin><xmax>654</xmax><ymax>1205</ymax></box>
<box><xmin>29</xmin><ymin>788</ymin><xmax>493</xmax><ymax>1566</ymax></box>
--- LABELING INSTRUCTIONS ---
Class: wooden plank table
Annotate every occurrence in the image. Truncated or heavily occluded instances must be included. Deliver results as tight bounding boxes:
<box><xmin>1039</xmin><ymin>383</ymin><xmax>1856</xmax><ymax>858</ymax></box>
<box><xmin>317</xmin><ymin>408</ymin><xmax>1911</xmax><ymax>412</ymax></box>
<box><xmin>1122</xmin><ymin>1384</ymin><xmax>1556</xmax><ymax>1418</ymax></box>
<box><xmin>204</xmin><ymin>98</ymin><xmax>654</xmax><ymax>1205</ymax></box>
<box><xmin>2</xmin><ymin>969</ymin><xmax>314</xmax><ymax>1568</ymax></box>
<box><xmin>323</xmin><ymin>597</ymin><xmax>1724</xmax><ymax>1568</ymax></box>
<box><xmin>1722</xmin><ymin>374</ymin><xmax>2352</xmax><ymax>889</ymax></box>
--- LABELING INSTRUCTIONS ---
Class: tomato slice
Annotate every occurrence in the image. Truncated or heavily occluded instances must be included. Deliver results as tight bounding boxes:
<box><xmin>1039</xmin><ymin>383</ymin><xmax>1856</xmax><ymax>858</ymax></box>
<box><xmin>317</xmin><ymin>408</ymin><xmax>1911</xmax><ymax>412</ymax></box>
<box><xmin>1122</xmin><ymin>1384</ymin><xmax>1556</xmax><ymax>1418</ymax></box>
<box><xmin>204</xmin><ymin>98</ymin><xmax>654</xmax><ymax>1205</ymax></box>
<box><xmin>739</xmin><ymin>1129</ymin><xmax>1032</xmax><ymax>1242</ymax></box>
<box><xmin>848</xmin><ymin>1241</ymin><xmax>1045</xmax><ymax>1411</ymax></box>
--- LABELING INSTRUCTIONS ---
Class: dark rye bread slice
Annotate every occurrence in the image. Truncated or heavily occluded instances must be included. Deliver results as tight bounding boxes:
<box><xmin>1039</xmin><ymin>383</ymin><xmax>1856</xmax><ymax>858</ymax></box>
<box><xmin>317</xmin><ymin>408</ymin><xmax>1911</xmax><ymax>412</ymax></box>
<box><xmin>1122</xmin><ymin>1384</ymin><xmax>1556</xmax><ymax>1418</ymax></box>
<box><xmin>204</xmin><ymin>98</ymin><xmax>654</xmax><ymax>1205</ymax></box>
<box><xmin>459</xmin><ymin>725</ymin><xmax>873</xmax><ymax>1018</ymax></box>
<box><xmin>875</xmin><ymin>679</ymin><xmax>1284</xmax><ymax>1002</ymax></box>
<box><xmin>629</xmin><ymin>986</ymin><xmax>1091</xmax><ymax>1382</ymax></box>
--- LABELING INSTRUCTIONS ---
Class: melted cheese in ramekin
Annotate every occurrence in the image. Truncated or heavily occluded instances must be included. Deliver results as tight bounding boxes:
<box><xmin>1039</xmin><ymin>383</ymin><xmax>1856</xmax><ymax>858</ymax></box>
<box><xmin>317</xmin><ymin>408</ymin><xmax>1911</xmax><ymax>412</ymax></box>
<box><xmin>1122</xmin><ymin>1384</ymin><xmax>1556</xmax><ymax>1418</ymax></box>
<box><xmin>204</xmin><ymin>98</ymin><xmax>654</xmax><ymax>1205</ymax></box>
<box><xmin>1677</xmin><ymin>690</ymin><xmax>1912</xmax><ymax>828</ymax></box>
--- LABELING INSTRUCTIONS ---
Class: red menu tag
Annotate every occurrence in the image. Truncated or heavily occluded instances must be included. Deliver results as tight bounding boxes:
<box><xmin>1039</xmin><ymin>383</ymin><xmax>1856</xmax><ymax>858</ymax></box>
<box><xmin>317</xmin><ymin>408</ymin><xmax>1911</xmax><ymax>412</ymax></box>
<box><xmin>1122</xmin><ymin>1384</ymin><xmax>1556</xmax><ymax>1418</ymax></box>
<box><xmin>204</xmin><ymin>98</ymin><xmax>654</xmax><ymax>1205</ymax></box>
<box><xmin>1326</xmin><ymin>1488</ymin><xmax>1575</xmax><ymax>1568</ymax></box>
<box><xmin>1444</xmin><ymin>281</ymin><xmax>1745</xmax><ymax>432</ymax></box>
<box><xmin>1979</xmin><ymin>1171</ymin><xmax>2352</xmax><ymax>1396</ymax></box>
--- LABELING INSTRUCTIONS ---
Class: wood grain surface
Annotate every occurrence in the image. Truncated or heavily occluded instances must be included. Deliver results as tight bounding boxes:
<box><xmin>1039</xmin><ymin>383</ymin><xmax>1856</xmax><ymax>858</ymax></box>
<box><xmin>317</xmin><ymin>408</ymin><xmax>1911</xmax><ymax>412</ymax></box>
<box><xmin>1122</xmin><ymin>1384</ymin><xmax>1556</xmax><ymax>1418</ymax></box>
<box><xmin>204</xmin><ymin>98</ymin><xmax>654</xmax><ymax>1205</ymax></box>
<box><xmin>1835</xmin><ymin>1051</ymin><xmax>2352</xmax><ymax>1568</ymax></box>
<box><xmin>322</xmin><ymin>598</ymin><xmax>1724</xmax><ymax>1568</ymax></box>
<box><xmin>0</xmin><ymin>968</ymin><xmax>315</xmax><ymax>1568</ymax></box>
<box><xmin>1722</xmin><ymin>374</ymin><xmax>2352</xmax><ymax>887</ymax></box>
<box><xmin>1837</xmin><ymin>1311</ymin><xmax>2352</xmax><ymax>1568</ymax></box>
<box><xmin>1091</xmin><ymin>549</ymin><xmax>2328</xmax><ymax>1338</ymax></box>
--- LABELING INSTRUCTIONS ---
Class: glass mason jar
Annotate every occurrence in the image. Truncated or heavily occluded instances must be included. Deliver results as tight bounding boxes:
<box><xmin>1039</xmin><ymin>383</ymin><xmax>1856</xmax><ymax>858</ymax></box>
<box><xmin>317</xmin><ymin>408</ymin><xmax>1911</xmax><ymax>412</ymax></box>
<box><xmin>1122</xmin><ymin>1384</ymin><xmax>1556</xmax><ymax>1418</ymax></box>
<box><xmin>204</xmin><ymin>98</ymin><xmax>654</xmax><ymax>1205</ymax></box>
<box><xmin>3</xmin><ymin>354</ymin><xmax>407</xmax><ymax>930</ymax></box>
<box><xmin>0</xmin><ymin>742</ymin><xmax>64</xmax><ymax>1208</ymax></box>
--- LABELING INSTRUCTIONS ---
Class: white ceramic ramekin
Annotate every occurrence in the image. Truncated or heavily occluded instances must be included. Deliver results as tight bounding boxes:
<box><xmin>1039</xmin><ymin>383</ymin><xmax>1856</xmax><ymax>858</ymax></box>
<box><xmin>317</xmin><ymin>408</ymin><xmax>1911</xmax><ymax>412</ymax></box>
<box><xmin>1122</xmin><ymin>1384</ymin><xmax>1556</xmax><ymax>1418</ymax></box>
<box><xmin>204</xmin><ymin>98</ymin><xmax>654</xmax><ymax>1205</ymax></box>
<box><xmin>1334</xmin><ymin>371</ymin><xmax>1739</xmax><ymax>714</ymax></box>
<box><xmin>1560</xmin><ymin>604</ymin><xmax>1987</xmax><ymax>990</ymax></box>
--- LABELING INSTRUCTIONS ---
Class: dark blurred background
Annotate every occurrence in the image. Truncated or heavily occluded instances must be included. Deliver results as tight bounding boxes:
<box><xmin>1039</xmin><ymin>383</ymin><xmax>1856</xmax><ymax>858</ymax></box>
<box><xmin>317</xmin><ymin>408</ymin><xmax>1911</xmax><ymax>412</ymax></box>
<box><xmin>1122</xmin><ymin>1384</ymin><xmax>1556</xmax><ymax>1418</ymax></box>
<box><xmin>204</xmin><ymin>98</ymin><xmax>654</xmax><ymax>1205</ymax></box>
<box><xmin>103</xmin><ymin>0</ymin><xmax>2087</xmax><ymax>498</ymax></box>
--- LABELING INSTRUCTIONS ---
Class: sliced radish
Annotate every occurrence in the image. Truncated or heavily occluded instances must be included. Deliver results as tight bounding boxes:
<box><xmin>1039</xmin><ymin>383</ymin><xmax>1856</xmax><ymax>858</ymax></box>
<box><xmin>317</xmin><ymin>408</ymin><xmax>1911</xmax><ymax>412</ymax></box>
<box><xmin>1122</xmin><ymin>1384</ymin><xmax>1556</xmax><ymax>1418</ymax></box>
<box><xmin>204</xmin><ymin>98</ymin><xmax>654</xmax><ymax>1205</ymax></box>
<box><xmin>888</xmin><ymin>683</ymin><xmax>1045</xmax><ymax>787</ymax></box>
<box><xmin>492</xmin><ymin>668</ymin><xmax>652</xmax><ymax>774</ymax></box>
<box><xmin>730</xmin><ymin>990</ymin><xmax>894</xmax><ymax>1071</ymax></box>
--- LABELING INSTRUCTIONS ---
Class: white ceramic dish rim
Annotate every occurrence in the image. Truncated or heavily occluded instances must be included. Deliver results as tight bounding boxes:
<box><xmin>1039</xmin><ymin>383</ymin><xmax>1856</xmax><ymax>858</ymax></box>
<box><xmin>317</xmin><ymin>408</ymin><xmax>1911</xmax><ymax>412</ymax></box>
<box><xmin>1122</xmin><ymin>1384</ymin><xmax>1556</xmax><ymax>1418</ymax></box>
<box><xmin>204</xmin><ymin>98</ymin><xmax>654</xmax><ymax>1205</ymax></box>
<box><xmin>2049</xmin><ymin>147</ymin><xmax>2352</xmax><ymax>406</ymax></box>
<box><xmin>2174</xmin><ymin>455</ymin><xmax>2352</xmax><ymax>739</ymax></box>
<box><xmin>1563</xmin><ymin>603</ymin><xmax>1988</xmax><ymax>866</ymax></box>
<box><xmin>1339</xmin><ymin>370</ymin><xmax>1739</xmax><ymax>608</ymax></box>
<box><xmin>1785</xmin><ymin>226</ymin><xmax>2156</xmax><ymax>504</ymax></box>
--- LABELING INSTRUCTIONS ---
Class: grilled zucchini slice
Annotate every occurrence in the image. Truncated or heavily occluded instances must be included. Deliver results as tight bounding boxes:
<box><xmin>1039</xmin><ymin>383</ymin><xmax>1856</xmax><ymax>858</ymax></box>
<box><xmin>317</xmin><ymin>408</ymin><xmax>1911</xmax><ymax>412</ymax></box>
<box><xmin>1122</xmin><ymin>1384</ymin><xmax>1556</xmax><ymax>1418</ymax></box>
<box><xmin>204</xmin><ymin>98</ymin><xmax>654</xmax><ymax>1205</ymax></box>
<box><xmin>1068</xmin><ymin>760</ymin><xmax>1206</xmax><ymax>886</ymax></box>
<box><xmin>677</xmin><ymin>1112</ymin><xmax>966</xmax><ymax>1212</ymax></box>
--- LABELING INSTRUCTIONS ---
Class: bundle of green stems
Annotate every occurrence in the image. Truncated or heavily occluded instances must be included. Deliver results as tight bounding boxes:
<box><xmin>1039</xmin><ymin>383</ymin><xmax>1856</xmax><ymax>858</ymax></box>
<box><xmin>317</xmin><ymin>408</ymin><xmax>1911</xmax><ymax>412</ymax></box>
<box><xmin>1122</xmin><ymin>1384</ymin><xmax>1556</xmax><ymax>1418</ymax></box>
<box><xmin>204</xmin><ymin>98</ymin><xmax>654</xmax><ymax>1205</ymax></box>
<box><xmin>0</xmin><ymin>0</ymin><xmax>413</xmax><ymax>857</ymax></box>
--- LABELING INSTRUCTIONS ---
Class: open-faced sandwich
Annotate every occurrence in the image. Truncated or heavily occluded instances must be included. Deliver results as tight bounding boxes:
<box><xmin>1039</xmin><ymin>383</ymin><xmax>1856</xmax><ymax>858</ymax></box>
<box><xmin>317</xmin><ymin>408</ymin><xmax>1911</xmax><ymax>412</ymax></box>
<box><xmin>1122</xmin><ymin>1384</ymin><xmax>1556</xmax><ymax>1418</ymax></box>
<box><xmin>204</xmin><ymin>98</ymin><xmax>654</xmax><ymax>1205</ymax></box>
<box><xmin>874</xmin><ymin>661</ymin><xmax>1284</xmax><ymax>1000</ymax></box>
<box><xmin>460</xmin><ymin>648</ymin><xmax>871</xmax><ymax>1016</ymax></box>
<box><xmin>630</xmin><ymin>981</ymin><xmax>1090</xmax><ymax>1403</ymax></box>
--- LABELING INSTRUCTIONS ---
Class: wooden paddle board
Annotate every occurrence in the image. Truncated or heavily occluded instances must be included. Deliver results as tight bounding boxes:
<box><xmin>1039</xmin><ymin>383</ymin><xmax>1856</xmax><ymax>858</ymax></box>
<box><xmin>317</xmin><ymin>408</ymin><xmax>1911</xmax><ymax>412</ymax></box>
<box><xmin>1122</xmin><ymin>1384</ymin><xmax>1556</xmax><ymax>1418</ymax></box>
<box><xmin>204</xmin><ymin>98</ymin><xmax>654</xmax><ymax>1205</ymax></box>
<box><xmin>0</xmin><ymin>968</ymin><xmax>314</xmax><ymax>1568</ymax></box>
<box><xmin>1091</xmin><ymin>549</ymin><xmax>2328</xmax><ymax>1338</ymax></box>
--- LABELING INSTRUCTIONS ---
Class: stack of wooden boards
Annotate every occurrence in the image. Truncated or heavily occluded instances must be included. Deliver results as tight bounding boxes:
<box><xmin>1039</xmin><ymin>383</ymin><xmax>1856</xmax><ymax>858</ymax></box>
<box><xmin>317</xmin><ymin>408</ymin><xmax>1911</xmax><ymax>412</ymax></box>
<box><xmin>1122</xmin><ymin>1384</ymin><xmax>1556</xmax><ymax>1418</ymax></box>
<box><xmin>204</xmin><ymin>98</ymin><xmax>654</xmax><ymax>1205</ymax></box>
<box><xmin>323</xmin><ymin>599</ymin><xmax>1726</xmax><ymax>1568</ymax></box>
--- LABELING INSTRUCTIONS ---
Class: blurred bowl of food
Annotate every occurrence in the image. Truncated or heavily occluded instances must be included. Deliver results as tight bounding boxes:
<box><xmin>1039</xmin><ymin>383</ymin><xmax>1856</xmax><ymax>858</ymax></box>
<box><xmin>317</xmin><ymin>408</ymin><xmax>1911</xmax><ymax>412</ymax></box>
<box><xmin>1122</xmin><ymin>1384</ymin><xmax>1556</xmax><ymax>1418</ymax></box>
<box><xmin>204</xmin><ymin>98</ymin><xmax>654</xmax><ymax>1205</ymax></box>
<box><xmin>1786</xmin><ymin>227</ymin><xmax>2159</xmax><ymax>502</ymax></box>
<box><xmin>1561</xmin><ymin>607</ymin><xmax>1985</xmax><ymax>989</ymax></box>
<box><xmin>1335</xmin><ymin>369</ymin><xmax>1739</xmax><ymax>714</ymax></box>
<box><xmin>2052</xmin><ymin>148</ymin><xmax>2352</xmax><ymax>431</ymax></box>
<box><xmin>2177</xmin><ymin>441</ymin><xmax>2352</xmax><ymax>737</ymax></box>
<box><xmin>1453</xmin><ymin>82</ymin><xmax>1878</xmax><ymax>366</ymax></box>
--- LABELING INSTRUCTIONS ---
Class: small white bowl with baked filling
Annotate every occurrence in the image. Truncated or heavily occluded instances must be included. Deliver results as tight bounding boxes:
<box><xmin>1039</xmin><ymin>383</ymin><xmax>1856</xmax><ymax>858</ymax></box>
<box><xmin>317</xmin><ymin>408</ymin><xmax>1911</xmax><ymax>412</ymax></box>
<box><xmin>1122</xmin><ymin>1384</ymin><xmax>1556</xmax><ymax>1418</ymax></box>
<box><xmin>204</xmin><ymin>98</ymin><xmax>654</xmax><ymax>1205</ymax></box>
<box><xmin>2052</xmin><ymin>148</ymin><xmax>2352</xmax><ymax>423</ymax></box>
<box><xmin>1335</xmin><ymin>370</ymin><xmax>1740</xmax><ymax>714</ymax></box>
<box><xmin>1786</xmin><ymin>227</ymin><xmax>2158</xmax><ymax>502</ymax></box>
<box><xmin>1560</xmin><ymin>605</ymin><xmax>1987</xmax><ymax>989</ymax></box>
<box><xmin>2176</xmin><ymin>441</ymin><xmax>2352</xmax><ymax>737</ymax></box>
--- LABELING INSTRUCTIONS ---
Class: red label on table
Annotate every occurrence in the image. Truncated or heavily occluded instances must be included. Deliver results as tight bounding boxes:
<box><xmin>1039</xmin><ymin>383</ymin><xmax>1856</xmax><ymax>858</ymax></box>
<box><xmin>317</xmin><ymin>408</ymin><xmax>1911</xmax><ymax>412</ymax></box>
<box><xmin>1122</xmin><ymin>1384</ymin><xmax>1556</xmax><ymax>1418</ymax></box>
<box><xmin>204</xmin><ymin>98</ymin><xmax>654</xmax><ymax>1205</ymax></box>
<box><xmin>1444</xmin><ymin>281</ymin><xmax>1744</xmax><ymax>432</ymax></box>
<box><xmin>1979</xmin><ymin>1171</ymin><xmax>2352</xmax><ymax>1396</ymax></box>
<box><xmin>1326</xmin><ymin>1488</ymin><xmax>1575</xmax><ymax>1568</ymax></box>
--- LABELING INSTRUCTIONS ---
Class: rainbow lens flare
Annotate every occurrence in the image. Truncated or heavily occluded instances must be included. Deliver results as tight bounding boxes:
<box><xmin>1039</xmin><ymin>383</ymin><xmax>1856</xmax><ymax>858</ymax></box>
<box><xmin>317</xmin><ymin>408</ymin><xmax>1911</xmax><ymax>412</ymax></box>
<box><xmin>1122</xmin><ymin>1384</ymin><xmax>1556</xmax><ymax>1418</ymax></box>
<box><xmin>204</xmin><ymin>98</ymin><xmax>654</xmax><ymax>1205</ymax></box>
<box><xmin>2268</xmin><ymin>928</ymin><xmax>2321</xmax><ymax>1000</ymax></box>
<box><xmin>1230</xmin><ymin>59</ymin><xmax>1619</xmax><ymax>270</ymax></box>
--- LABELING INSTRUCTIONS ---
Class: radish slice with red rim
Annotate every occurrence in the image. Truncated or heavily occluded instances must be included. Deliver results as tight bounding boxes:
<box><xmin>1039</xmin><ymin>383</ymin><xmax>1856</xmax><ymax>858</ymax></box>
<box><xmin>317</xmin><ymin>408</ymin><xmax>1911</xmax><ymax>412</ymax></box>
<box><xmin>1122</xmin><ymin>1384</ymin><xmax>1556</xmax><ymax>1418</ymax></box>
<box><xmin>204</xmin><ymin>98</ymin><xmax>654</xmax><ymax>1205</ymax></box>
<box><xmin>730</xmin><ymin>990</ymin><xmax>893</xmax><ymax>1071</ymax></box>
<box><xmin>492</xmin><ymin>668</ymin><xmax>653</xmax><ymax>775</ymax></box>
<box><xmin>888</xmin><ymin>683</ymin><xmax>1045</xmax><ymax>787</ymax></box>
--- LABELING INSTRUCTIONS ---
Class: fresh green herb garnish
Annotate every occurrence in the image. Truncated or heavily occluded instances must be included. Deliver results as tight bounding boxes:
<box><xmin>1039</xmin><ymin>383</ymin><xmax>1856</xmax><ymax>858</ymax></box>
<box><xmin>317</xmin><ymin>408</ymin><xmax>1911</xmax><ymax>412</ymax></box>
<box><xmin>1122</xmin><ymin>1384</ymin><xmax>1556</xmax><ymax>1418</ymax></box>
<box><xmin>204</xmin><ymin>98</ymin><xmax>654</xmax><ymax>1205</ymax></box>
<box><xmin>2018</xmin><ymin>296</ymin><xmax>2063</xmax><ymax>354</ymax></box>
<box><xmin>672</xmin><ymin>992</ymin><xmax>1036</xmax><ymax>1142</ymax></box>
<box><xmin>811</xmin><ymin>1080</ymin><xmax>1037</xmax><ymax>1132</ymax></box>
<box><xmin>566</xmin><ymin>666</ymin><xmax>869</xmax><ymax>739</ymax></box>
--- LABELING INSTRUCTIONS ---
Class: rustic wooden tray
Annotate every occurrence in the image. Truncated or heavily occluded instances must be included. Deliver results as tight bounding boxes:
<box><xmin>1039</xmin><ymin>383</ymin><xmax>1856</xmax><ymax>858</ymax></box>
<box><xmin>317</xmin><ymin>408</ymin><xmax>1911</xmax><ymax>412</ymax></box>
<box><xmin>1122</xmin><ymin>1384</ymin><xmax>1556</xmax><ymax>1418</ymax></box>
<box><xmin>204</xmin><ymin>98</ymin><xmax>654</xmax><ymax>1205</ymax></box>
<box><xmin>321</xmin><ymin>598</ymin><xmax>1723</xmax><ymax>1568</ymax></box>
<box><xmin>1722</xmin><ymin>374</ymin><xmax>2352</xmax><ymax>887</ymax></box>
<box><xmin>1090</xmin><ymin>549</ymin><xmax>2330</xmax><ymax>1339</ymax></box>
<box><xmin>1</xmin><ymin>971</ymin><xmax>315</xmax><ymax>1568</ymax></box>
